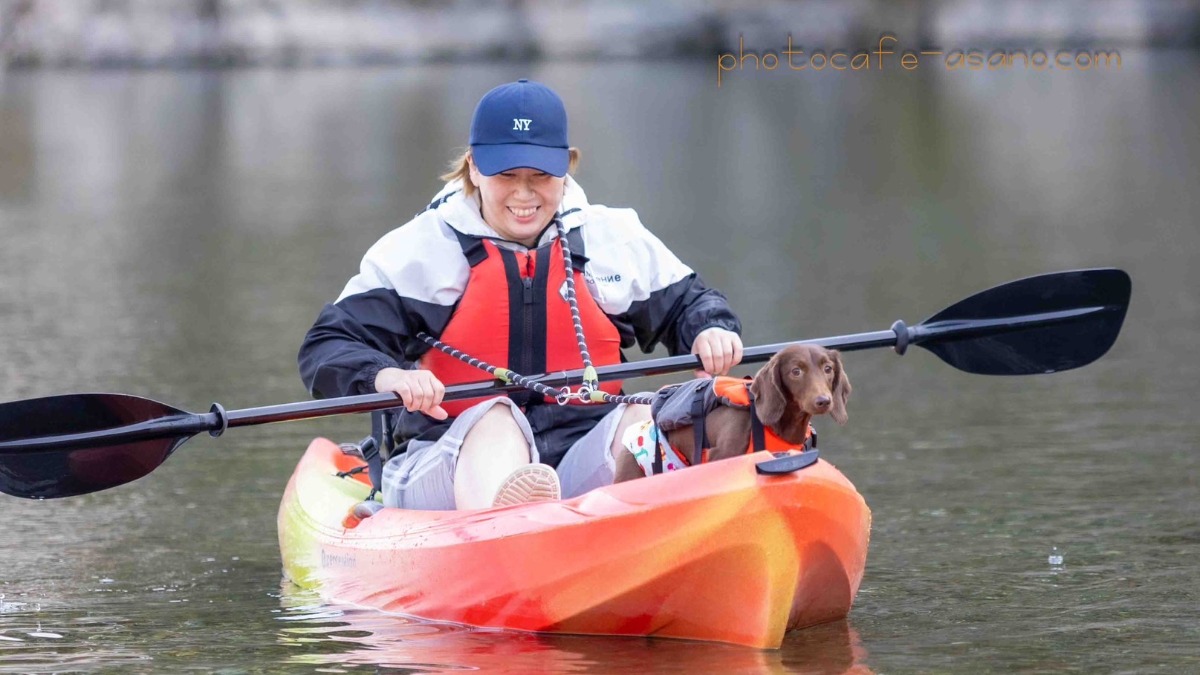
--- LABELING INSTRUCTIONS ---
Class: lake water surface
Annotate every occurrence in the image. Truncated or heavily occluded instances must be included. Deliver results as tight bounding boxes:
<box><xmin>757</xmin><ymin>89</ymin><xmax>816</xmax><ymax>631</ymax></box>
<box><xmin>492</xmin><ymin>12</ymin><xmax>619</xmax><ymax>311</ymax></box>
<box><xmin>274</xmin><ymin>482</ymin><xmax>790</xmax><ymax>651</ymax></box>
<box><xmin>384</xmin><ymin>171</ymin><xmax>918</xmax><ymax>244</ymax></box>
<box><xmin>1</xmin><ymin>54</ymin><xmax>1198</xmax><ymax>672</ymax></box>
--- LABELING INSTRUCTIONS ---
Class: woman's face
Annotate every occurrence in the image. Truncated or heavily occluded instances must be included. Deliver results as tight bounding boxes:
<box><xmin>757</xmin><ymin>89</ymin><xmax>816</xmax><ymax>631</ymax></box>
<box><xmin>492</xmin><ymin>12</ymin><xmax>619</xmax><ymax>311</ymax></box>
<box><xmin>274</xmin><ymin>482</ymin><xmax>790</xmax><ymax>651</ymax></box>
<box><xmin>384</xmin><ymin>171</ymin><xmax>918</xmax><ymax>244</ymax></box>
<box><xmin>469</xmin><ymin>156</ymin><xmax>565</xmax><ymax>247</ymax></box>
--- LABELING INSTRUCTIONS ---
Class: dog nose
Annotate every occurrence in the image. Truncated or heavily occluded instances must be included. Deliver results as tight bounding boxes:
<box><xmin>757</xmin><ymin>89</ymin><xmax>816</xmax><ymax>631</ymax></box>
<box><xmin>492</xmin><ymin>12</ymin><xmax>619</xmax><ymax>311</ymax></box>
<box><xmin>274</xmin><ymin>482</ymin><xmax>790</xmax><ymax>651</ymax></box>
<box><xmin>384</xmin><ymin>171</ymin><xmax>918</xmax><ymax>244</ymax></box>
<box><xmin>815</xmin><ymin>395</ymin><xmax>831</xmax><ymax>409</ymax></box>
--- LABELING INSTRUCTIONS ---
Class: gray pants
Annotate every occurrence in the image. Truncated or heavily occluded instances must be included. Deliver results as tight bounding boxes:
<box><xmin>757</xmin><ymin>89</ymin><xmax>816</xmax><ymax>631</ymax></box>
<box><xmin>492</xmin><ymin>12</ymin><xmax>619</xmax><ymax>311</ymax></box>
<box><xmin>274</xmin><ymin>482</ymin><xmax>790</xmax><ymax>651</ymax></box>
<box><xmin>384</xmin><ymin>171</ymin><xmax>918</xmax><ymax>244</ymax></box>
<box><xmin>381</xmin><ymin>397</ymin><xmax>624</xmax><ymax>510</ymax></box>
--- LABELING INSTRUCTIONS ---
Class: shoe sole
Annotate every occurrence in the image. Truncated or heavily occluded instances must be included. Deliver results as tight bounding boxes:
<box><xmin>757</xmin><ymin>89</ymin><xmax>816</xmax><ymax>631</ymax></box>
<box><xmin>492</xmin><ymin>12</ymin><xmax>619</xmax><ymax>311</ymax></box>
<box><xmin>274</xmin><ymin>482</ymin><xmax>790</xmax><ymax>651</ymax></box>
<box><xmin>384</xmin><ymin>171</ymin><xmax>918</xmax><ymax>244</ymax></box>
<box><xmin>492</xmin><ymin>464</ymin><xmax>561</xmax><ymax>507</ymax></box>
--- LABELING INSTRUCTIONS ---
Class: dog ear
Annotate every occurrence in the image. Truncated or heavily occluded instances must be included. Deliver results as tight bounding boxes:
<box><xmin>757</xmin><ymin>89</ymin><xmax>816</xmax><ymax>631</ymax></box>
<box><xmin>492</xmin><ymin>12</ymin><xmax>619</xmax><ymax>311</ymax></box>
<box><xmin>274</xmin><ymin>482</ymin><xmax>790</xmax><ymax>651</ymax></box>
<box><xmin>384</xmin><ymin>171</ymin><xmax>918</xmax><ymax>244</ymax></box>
<box><xmin>829</xmin><ymin>350</ymin><xmax>852</xmax><ymax>425</ymax></box>
<box><xmin>750</xmin><ymin>352</ymin><xmax>788</xmax><ymax>428</ymax></box>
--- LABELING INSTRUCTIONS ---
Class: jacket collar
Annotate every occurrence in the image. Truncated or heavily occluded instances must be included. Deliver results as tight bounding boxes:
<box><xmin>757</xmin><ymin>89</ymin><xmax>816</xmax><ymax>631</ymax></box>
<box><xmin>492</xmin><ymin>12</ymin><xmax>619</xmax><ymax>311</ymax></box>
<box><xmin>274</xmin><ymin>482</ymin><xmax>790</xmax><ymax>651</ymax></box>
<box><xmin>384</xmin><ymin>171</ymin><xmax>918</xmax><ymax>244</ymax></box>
<box><xmin>429</xmin><ymin>175</ymin><xmax>589</xmax><ymax>248</ymax></box>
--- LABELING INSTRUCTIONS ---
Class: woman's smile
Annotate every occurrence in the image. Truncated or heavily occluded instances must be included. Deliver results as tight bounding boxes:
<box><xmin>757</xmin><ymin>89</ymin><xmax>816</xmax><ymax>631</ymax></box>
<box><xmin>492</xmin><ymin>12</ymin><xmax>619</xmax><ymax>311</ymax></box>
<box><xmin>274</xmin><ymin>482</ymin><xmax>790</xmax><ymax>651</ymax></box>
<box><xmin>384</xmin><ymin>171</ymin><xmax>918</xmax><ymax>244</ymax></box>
<box><xmin>508</xmin><ymin>205</ymin><xmax>539</xmax><ymax>221</ymax></box>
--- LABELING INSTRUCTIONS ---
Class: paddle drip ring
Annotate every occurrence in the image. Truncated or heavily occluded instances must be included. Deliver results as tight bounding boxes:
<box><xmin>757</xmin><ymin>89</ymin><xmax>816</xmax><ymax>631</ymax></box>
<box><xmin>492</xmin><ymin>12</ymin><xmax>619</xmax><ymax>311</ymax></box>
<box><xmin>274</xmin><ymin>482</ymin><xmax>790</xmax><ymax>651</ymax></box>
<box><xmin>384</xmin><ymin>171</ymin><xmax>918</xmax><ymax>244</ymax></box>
<box><xmin>208</xmin><ymin>403</ymin><xmax>229</xmax><ymax>437</ymax></box>
<box><xmin>891</xmin><ymin>320</ymin><xmax>910</xmax><ymax>356</ymax></box>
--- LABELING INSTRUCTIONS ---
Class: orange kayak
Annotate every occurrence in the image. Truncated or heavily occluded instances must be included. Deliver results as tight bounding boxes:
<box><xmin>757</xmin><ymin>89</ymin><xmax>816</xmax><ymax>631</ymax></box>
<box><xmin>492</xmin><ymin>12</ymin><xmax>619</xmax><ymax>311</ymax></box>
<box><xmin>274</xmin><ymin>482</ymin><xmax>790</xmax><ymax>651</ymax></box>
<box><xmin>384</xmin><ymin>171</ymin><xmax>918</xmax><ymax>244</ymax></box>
<box><xmin>277</xmin><ymin>437</ymin><xmax>871</xmax><ymax>649</ymax></box>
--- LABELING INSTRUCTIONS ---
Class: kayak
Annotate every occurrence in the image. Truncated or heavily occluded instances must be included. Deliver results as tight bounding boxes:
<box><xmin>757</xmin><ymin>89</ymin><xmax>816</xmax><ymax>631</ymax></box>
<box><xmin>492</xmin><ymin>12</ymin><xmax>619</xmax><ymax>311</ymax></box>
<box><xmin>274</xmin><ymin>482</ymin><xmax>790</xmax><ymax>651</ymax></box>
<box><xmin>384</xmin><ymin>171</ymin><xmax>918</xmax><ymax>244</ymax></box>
<box><xmin>277</xmin><ymin>437</ymin><xmax>871</xmax><ymax>649</ymax></box>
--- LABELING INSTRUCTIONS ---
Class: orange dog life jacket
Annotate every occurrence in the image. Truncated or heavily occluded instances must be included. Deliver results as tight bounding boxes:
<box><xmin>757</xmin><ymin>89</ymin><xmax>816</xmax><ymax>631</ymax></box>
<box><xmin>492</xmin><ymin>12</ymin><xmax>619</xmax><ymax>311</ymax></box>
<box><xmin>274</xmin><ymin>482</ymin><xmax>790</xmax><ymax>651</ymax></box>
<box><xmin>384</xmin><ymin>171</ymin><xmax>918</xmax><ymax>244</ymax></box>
<box><xmin>633</xmin><ymin>376</ymin><xmax>815</xmax><ymax>475</ymax></box>
<box><xmin>712</xmin><ymin>376</ymin><xmax>812</xmax><ymax>454</ymax></box>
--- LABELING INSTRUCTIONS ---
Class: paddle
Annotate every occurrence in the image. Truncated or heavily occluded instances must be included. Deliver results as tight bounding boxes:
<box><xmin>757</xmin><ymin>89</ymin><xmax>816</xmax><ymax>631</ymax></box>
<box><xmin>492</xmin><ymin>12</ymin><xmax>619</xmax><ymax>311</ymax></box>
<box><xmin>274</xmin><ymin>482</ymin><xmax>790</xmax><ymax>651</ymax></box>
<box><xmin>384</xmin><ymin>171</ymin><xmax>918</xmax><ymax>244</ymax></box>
<box><xmin>0</xmin><ymin>268</ymin><xmax>1130</xmax><ymax>499</ymax></box>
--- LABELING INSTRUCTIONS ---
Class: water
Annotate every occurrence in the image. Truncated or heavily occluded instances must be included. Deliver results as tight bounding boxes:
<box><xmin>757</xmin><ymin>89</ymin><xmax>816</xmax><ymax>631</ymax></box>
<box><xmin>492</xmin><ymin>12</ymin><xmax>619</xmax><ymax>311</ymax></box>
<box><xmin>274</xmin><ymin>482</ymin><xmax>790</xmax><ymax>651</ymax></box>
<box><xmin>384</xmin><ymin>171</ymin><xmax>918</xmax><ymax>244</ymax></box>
<box><xmin>2</xmin><ymin>54</ymin><xmax>1199</xmax><ymax>672</ymax></box>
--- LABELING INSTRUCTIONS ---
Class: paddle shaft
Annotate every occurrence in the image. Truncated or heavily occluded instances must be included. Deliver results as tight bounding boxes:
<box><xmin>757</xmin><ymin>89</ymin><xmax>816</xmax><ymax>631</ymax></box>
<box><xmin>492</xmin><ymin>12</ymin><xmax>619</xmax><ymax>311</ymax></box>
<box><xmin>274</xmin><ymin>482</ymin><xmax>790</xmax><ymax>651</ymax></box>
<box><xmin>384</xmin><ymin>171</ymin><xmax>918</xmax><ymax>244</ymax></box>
<box><xmin>0</xmin><ymin>302</ymin><xmax>1115</xmax><ymax>455</ymax></box>
<box><xmin>224</xmin><ymin>326</ymin><xmax>899</xmax><ymax>428</ymax></box>
<box><xmin>245</xmin><ymin>302</ymin><xmax>1106</xmax><ymax>420</ymax></box>
<box><xmin>182</xmin><ymin>302</ymin><xmax>1118</xmax><ymax>429</ymax></box>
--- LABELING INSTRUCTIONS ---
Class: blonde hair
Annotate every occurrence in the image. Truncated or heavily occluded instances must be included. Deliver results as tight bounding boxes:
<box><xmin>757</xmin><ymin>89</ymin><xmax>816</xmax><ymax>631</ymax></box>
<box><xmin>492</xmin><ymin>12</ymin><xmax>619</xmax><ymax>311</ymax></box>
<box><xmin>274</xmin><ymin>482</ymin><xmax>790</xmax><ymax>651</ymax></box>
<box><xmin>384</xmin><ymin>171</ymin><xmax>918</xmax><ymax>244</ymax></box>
<box><xmin>441</xmin><ymin>147</ymin><xmax>582</xmax><ymax>198</ymax></box>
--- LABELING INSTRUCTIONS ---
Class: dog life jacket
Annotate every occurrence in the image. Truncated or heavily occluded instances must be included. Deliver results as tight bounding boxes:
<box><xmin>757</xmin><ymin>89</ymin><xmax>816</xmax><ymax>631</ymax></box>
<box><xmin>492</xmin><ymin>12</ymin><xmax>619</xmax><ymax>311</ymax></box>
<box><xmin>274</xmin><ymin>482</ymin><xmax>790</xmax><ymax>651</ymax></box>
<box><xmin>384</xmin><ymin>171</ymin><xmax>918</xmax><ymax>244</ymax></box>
<box><xmin>419</xmin><ymin>226</ymin><xmax>623</xmax><ymax>417</ymax></box>
<box><xmin>631</xmin><ymin>376</ymin><xmax>815</xmax><ymax>476</ymax></box>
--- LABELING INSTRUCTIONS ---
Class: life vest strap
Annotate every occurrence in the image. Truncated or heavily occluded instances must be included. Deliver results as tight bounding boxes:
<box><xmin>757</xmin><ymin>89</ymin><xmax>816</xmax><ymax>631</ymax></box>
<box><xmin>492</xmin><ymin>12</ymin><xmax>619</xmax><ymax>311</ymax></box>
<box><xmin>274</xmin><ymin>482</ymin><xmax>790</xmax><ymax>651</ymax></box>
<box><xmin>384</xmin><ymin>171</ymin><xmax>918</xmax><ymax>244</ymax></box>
<box><xmin>450</xmin><ymin>227</ymin><xmax>489</xmax><ymax>267</ymax></box>
<box><xmin>564</xmin><ymin>225</ymin><xmax>588</xmax><ymax>271</ymax></box>
<box><xmin>748</xmin><ymin>391</ymin><xmax>768</xmax><ymax>453</ymax></box>
<box><xmin>691</xmin><ymin>390</ymin><xmax>707</xmax><ymax>467</ymax></box>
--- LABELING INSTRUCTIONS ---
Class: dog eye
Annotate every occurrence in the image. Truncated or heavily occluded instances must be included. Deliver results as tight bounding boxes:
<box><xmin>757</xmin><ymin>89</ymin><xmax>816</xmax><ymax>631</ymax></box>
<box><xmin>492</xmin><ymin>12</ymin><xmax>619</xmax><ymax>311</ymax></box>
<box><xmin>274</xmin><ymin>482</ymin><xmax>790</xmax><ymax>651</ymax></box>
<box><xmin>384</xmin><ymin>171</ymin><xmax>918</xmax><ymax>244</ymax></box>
<box><xmin>824</xmin><ymin>364</ymin><xmax>834</xmax><ymax>374</ymax></box>
<box><xmin>790</xmin><ymin>367</ymin><xmax>803</xmax><ymax>376</ymax></box>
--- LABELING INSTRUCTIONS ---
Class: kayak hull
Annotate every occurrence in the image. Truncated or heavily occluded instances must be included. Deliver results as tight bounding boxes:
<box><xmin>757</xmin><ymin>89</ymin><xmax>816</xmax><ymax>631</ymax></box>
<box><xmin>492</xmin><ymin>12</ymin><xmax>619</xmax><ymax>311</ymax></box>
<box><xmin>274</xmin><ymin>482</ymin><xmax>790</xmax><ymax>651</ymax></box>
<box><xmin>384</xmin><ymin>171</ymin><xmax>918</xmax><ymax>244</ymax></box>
<box><xmin>278</xmin><ymin>437</ymin><xmax>871</xmax><ymax>649</ymax></box>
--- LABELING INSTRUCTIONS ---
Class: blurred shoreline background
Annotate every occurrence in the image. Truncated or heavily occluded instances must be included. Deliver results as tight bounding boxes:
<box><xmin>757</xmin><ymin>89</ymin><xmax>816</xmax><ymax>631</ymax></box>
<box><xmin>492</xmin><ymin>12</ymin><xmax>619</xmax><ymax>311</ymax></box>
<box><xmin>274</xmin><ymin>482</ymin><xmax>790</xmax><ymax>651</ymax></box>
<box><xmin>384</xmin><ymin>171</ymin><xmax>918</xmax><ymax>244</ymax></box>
<box><xmin>2</xmin><ymin>0</ymin><xmax>1199</xmax><ymax>69</ymax></box>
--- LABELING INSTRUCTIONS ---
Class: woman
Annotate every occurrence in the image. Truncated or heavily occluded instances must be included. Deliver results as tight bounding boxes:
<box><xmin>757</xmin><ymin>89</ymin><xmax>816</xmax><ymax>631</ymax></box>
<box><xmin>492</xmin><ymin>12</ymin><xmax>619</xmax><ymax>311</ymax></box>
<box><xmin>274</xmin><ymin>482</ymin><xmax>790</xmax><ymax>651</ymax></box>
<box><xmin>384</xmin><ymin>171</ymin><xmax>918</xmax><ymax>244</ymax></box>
<box><xmin>299</xmin><ymin>79</ymin><xmax>742</xmax><ymax>510</ymax></box>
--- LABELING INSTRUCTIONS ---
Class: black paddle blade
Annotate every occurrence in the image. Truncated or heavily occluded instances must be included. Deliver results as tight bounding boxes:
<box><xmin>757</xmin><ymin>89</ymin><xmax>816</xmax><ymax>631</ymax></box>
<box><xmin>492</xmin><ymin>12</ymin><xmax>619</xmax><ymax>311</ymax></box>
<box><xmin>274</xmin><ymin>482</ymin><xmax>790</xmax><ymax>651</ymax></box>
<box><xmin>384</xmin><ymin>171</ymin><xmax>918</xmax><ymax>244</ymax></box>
<box><xmin>912</xmin><ymin>268</ymin><xmax>1131</xmax><ymax>375</ymax></box>
<box><xmin>0</xmin><ymin>393</ymin><xmax>195</xmax><ymax>499</ymax></box>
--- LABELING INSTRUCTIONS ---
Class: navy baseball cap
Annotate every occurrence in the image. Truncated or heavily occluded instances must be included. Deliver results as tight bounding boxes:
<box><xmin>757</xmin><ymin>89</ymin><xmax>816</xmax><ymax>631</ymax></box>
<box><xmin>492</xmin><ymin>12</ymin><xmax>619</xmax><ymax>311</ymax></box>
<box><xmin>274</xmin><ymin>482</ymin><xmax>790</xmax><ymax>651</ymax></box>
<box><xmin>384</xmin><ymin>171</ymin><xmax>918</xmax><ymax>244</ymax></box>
<box><xmin>469</xmin><ymin>79</ymin><xmax>570</xmax><ymax>177</ymax></box>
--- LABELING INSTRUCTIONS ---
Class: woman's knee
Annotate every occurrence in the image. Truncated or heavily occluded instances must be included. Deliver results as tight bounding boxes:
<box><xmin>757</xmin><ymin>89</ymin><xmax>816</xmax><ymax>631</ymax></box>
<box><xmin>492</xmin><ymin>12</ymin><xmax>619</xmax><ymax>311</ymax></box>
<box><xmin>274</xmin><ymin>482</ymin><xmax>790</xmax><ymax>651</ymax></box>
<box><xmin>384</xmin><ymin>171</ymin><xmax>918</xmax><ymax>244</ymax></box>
<box><xmin>461</xmin><ymin>403</ymin><xmax>531</xmax><ymax>460</ymax></box>
<box><xmin>468</xmin><ymin>404</ymin><xmax>523</xmax><ymax>434</ymax></box>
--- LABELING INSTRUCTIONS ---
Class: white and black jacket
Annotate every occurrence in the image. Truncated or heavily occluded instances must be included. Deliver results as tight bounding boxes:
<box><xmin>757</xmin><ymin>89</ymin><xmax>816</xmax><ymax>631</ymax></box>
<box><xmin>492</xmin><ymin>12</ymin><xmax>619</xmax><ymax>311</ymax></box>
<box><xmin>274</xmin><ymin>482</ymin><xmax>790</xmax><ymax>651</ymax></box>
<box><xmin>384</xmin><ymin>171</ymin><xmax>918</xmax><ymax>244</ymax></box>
<box><xmin>298</xmin><ymin>176</ymin><xmax>740</xmax><ymax>409</ymax></box>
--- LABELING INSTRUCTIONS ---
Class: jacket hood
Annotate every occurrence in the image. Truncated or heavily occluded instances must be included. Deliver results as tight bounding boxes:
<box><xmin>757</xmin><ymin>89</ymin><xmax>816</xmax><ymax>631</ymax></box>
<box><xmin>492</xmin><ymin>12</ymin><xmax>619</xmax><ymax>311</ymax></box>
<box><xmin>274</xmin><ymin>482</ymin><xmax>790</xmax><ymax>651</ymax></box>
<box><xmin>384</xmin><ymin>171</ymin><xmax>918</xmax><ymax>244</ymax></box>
<box><xmin>428</xmin><ymin>175</ymin><xmax>589</xmax><ymax>246</ymax></box>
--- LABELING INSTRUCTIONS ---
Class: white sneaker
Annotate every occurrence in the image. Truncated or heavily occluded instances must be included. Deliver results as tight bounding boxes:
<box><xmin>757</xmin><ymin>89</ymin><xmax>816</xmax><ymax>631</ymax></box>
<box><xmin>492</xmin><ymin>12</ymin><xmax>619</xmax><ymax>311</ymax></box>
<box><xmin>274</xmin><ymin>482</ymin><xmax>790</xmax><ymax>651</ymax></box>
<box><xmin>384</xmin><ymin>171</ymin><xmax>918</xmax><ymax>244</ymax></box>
<box><xmin>492</xmin><ymin>463</ymin><xmax>562</xmax><ymax>507</ymax></box>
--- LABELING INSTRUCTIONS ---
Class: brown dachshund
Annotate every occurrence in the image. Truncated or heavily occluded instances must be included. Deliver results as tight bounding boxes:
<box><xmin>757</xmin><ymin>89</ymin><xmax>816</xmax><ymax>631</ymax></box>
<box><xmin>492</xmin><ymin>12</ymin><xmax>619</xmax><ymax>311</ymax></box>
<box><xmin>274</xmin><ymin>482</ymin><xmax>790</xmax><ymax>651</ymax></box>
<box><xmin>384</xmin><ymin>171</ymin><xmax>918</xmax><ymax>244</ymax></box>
<box><xmin>614</xmin><ymin>344</ymin><xmax>851</xmax><ymax>482</ymax></box>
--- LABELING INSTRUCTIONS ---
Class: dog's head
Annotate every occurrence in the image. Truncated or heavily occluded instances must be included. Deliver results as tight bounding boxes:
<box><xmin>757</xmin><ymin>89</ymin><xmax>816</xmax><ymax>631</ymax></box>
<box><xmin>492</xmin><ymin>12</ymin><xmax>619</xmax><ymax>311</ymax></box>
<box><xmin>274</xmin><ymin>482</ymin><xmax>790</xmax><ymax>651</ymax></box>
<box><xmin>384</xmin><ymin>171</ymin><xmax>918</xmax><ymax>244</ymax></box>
<box><xmin>749</xmin><ymin>344</ymin><xmax>852</xmax><ymax>434</ymax></box>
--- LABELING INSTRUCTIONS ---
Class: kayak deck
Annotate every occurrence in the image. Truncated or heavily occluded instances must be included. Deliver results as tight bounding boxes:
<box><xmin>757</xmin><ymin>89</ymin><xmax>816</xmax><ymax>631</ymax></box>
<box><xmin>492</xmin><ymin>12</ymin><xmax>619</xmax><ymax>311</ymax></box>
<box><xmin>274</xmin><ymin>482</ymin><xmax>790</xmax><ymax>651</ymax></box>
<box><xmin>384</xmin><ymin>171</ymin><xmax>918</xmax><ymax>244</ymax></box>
<box><xmin>278</xmin><ymin>437</ymin><xmax>871</xmax><ymax>649</ymax></box>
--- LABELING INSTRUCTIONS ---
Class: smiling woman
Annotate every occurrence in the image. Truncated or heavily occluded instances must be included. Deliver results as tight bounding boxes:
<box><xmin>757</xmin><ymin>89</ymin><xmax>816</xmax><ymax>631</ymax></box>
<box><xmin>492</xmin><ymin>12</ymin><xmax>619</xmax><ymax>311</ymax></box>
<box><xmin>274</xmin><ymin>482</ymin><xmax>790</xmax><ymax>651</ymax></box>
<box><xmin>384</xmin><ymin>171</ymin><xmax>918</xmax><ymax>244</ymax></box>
<box><xmin>446</xmin><ymin>80</ymin><xmax>581</xmax><ymax>246</ymax></box>
<box><xmin>297</xmin><ymin>79</ymin><xmax>744</xmax><ymax>512</ymax></box>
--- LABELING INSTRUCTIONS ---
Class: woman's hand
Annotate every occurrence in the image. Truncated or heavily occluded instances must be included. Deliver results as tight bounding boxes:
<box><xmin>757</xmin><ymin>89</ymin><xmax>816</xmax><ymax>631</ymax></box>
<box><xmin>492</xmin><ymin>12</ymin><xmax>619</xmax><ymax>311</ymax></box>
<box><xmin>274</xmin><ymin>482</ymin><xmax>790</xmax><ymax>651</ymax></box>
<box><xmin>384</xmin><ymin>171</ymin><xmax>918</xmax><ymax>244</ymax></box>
<box><xmin>691</xmin><ymin>327</ymin><xmax>744</xmax><ymax>377</ymax></box>
<box><xmin>374</xmin><ymin>367</ymin><xmax>449</xmax><ymax>420</ymax></box>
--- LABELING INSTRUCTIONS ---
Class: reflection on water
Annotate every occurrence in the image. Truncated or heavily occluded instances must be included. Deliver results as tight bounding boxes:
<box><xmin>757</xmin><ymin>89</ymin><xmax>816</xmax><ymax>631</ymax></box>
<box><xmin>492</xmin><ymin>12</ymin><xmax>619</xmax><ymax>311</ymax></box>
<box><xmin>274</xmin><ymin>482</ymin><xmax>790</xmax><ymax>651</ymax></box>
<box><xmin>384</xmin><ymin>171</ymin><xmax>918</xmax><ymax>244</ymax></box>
<box><xmin>275</xmin><ymin>584</ymin><xmax>871</xmax><ymax>674</ymax></box>
<box><xmin>1</xmin><ymin>53</ymin><xmax>1199</xmax><ymax>672</ymax></box>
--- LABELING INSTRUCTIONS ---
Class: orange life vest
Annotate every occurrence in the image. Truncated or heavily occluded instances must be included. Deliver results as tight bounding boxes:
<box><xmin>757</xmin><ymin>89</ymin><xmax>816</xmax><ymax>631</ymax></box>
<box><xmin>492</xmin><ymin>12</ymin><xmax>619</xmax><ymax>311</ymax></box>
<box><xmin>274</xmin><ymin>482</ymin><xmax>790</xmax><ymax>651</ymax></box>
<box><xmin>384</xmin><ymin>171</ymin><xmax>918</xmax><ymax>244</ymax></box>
<box><xmin>420</xmin><ymin>229</ymin><xmax>623</xmax><ymax>417</ymax></box>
